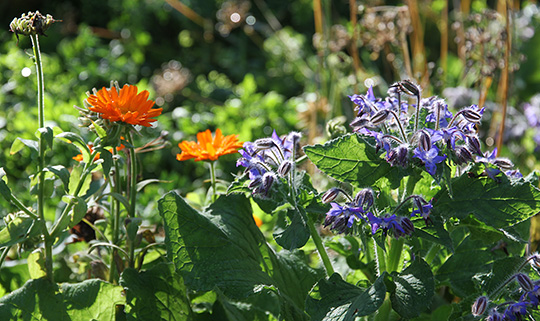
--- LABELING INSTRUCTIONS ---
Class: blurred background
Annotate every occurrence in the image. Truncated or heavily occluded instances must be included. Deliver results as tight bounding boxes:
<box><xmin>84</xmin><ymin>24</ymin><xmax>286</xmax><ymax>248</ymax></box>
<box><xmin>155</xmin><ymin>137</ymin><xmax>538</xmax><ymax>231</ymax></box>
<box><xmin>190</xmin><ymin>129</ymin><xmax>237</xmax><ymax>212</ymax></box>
<box><xmin>2</xmin><ymin>0</ymin><xmax>540</xmax><ymax>217</ymax></box>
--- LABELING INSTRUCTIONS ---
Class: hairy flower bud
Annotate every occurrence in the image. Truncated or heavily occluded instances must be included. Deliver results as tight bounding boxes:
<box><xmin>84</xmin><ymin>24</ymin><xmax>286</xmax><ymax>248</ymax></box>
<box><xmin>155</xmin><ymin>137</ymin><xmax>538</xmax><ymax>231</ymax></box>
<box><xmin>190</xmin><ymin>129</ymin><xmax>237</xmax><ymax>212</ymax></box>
<box><xmin>416</xmin><ymin>129</ymin><xmax>432</xmax><ymax>151</ymax></box>
<box><xmin>471</xmin><ymin>296</ymin><xmax>489</xmax><ymax>317</ymax></box>
<box><xmin>493</xmin><ymin>158</ymin><xmax>514</xmax><ymax>170</ymax></box>
<box><xmin>278</xmin><ymin>160</ymin><xmax>293</xmax><ymax>177</ymax></box>
<box><xmin>391</xmin><ymin>79</ymin><xmax>421</xmax><ymax>97</ymax></box>
<box><xmin>261</xmin><ymin>172</ymin><xmax>275</xmax><ymax>192</ymax></box>
<box><xmin>322</xmin><ymin>188</ymin><xmax>341</xmax><ymax>204</ymax></box>
<box><xmin>248</xmin><ymin>176</ymin><xmax>262</xmax><ymax>189</ymax></box>
<box><xmin>486</xmin><ymin>310</ymin><xmax>504</xmax><ymax>321</ymax></box>
<box><xmin>370</xmin><ymin>109</ymin><xmax>390</xmax><ymax>126</ymax></box>
<box><xmin>350</xmin><ymin>117</ymin><xmax>370</xmax><ymax>131</ymax></box>
<box><xmin>387</xmin><ymin>145</ymin><xmax>409</xmax><ymax>167</ymax></box>
<box><xmin>254</xmin><ymin>138</ymin><xmax>276</xmax><ymax>150</ymax></box>
<box><xmin>515</xmin><ymin>273</ymin><xmax>534</xmax><ymax>292</ymax></box>
<box><xmin>399</xmin><ymin>216</ymin><xmax>415</xmax><ymax>236</ymax></box>
<box><xmin>354</xmin><ymin>188</ymin><xmax>374</xmax><ymax>210</ymax></box>
<box><xmin>466</xmin><ymin>135</ymin><xmax>483</xmax><ymax>155</ymax></box>
<box><xmin>461</xmin><ymin>108</ymin><xmax>482</xmax><ymax>123</ymax></box>
<box><xmin>455</xmin><ymin>146</ymin><xmax>473</xmax><ymax>164</ymax></box>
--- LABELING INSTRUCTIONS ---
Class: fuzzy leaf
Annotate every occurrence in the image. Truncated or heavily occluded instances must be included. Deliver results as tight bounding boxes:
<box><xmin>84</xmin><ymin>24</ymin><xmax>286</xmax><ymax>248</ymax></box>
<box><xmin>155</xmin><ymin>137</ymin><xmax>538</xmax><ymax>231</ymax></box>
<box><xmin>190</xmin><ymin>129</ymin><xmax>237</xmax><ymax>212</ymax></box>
<box><xmin>390</xmin><ymin>258</ymin><xmax>434</xmax><ymax>319</ymax></box>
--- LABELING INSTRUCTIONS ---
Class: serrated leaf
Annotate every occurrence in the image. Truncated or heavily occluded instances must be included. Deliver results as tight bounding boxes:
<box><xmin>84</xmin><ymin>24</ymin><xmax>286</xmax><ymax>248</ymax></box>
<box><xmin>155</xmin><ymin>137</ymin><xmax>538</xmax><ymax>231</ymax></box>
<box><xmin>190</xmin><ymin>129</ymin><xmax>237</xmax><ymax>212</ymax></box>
<box><xmin>303</xmin><ymin>134</ymin><xmax>405</xmax><ymax>189</ymax></box>
<box><xmin>434</xmin><ymin>172</ymin><xmax>540</xmax><ymax>229</ymax></box>
<box><xmin>158</xmin><ymin>192</ymin><xmax>323</xmax><ymax>319</ymax></box>
<box><xmin>390</xmin><ymin>258</ymin><xmax>434</xmax><ymax>319</ymax></box>
<box><xmin>120</xmin><ymin>263</ymin><xmax>192</xmax><ymax>321</ymax></box>
<box><xmin>0</xmin><ymin>278</ymin><xmax>124</xmax><ymax>320</ymax></box>
<box><xmin>306</xmin><ymin>273</ymin><xmax>386</xmax><ymax>320</ymax></box>
<box><xmin>27</xmin><ymin>249</ymin><xmax>47</xmax><ymax>279</ymax></box>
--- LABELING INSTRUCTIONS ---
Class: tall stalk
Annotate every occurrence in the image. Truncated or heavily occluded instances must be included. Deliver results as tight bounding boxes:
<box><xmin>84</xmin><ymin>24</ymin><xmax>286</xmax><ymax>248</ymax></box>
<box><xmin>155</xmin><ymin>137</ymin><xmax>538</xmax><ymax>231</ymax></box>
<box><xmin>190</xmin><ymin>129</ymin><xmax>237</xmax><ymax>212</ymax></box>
<box><xmin>30</xmin><ymin>33</ymin><xmax>54</xmax><ymax>282</ymax></box>
<box><xmin>496</xmin><ymin>1</ymin><xmax>511</xmax><ymax>156</ymax></box>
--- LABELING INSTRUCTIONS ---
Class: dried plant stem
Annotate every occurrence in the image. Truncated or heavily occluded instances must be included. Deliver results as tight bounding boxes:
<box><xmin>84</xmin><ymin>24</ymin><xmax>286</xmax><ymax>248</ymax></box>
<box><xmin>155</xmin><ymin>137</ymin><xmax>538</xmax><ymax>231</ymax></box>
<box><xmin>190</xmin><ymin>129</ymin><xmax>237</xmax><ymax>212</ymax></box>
<box><xmin>496</xmin><ymin>1</ymin><xmax>512</xmax><ymax>157</ymax></box>
<box><xmin>440</xmin><ymin>0</ymin><xmax>448</xmax><ymax>80</ymax></box>
<box><xmin>349</xmin><ymin>0</ymin><xmax>361</xmax><ymax>92</ymax></box>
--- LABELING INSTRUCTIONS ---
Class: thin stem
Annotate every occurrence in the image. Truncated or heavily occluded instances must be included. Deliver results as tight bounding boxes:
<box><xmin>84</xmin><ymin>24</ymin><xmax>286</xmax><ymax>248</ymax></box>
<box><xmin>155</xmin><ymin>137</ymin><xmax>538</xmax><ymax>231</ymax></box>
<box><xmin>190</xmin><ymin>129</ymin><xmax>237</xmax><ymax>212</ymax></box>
<box><xmin>375</xmin><ymin>241</ymin><xmax>387</xmax><ymax>276</ymax></box>
<box><xmin>307</xmin><ymin>215</ymin><xmax>334</xmax><ymax>276</ymax></box>
<box><xmin>110</xmin><ymin>146</ymin><xmax>122</xmax><ymax>282</ymax></box>
<box><xmin>0</xmin><ymin>246</ymin><xmax>11</xmax><ymax>269</ymax></box>
<box><xmin>127</xmin><ymin>132</ymin><xmax>137</xmax><ymax>217</ymax></box>
<box><xmin>388</xmin><ymin>110</ymin><xmax>408</xmax><ymax>143</ymax></box>
<box><xmin>30</xmin><ymin>33</ymin><xmax>53</xmax><ymax>283</ymax></box>
<box><xmin>496</xmin><ymin>2</ymin><xmax>511</xmax><ymax>157</ymax></box>
<box><xmin>414</xmin><ymin>93</ymin><xmax>421</xmax><ymax>134</ymax></box>
<box><xmin>209</xmin><ymin>161</ymin><xmax>217</xmax><ymax>202</ymax></box>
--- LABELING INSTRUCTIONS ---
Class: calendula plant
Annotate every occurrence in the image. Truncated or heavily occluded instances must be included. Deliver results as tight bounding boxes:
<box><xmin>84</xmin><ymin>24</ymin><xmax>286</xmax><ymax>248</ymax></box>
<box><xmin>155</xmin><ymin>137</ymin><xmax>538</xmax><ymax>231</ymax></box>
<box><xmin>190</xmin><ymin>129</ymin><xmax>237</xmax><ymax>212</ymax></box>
<box><xmin>157</xmin><ymin>79</ymin><xmax>540</xmax><ymax>320</ymax></box>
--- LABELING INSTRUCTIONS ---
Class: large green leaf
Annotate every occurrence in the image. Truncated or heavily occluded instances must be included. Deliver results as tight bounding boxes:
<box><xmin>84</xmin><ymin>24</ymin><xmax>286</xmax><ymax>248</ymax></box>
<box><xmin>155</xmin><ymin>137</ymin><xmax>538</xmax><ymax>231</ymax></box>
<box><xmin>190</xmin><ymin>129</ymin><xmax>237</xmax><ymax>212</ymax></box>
<box><xmin>389</xmin><ymin>258</ymin><xmax>434</xmax><ymax>319</ymax></box>
<box><xmin>303</xmin><ymin>134</ymin><xmax>405</xmax><ymax>188</ymax></box>
<box><xmin>0</xmin><ymin>278</ymin><xmax>124</xmax><ymax>320</ymax></box>
<box><xmin>306</xmin><ymin>273</ymin><xmax>386</xmax><ymax>321</ymax></box>
<box><xmin>120</xmin><ymin>263</ymin><xmax>191</xmax><ymax>321</ymax></box>
<box><xmin>273</xmin><ymin>208</ymin><xmax>310</xmax><ymax>250</ymax></box>
<box><xmin>158</xmin><ymin>192</ymin><xmax>323</xmax><ymax>320</ymax></box>
<box><xmin>434</xmin><ymin>168</ymin><xmax>540</xmax><ymax>229</ymax></box>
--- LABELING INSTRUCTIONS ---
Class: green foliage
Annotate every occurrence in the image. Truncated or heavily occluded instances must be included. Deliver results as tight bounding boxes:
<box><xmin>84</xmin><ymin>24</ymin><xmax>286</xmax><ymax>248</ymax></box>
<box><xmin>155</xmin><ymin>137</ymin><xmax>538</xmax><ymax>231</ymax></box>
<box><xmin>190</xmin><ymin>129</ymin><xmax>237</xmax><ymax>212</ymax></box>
<box><xmin>0</xmin><ymin>278</ymin><xmax>124</xmax><ymax>320</ymax></box>
<box><xmin>158</xmin><ymin>192</ymin><xmax>323</xmax><ymax>320</ymax></box>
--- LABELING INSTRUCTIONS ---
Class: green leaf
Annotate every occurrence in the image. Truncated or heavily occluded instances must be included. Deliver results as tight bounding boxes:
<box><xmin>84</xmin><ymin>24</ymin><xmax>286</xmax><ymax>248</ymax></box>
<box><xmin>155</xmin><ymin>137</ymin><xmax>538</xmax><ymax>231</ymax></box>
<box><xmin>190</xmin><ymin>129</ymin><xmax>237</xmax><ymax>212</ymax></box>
<box><xmin>273</xmin><ymin>208</ymin><xmax>310</xmax><ymax>250</ymax></box>
<box><xmin>10</xmin><ymin>138</ymin><xmax>38</xmax><ymax>155</ymax></box>
<box><xmin>0</xmin><ymin>214</ymin><xmax>40</xmax><ymax>247</ymax></box>
<box><xmin>306</xmin><ymin>273</ymin><xmax>386</xmax><ymax>320</ymax></box>
<box><xmin>136</xmin><ymin>179</ymin><xmax>164</xmax><ymax>192</ymax></box>
<box><xmin>0</xmin><ymin>278</ymin><xmax>124</xmax><ymax>320</ymax></box>
<box><xmin>434</xmin><ymin>170</ymin><xmax>540</xmax><ymax>229</ymax></box>
<box><xmin>90</xmin><ymin>119</ymin><xmax>107</xmax><ymax>139</ymax></box>
<box><xmin>27</xmin><ymin>249</ymin><xmax>47</xmax><ymax>279</ymax></box>
<box><xmin>56</xmin><ymin>132</ymin><xmax>90</xmax><ymax>161</ymax></box>
<box><xmin>158</xmin><ymin>192</ymin><xmax>323</xmax><ymax>319</ymax></box>
<box><xmin>100</xmin><ymin>149</ymin><xmax>113</xmax><ymax>178</ymax></box>
<box><xmin>44</xmin><ymin>165</ymin><xmax>70</xmax><ymax>193</ymax></box>
<box><xmin>68</xmin><ymin>164</ymin><xmax>92</xmax><ymax>197</ymax></box>
<box><xmin>303</xmin><ymin>134</ymin><xmax>405</xmax><ymax>189</ymax></box>
<box><xmin>389</xmin><ymin>258</ymin><xmax>434</xmax><ymax>319</ymax></box>
<box><xmin>36</xmin><ymin>127</ymin><xmax>54</xmax><ymax>150</ymax></box>
<box><xmin>120</xmin><ymin>263</ymin><xmax>192</xmax><ymax>321</ymax></box>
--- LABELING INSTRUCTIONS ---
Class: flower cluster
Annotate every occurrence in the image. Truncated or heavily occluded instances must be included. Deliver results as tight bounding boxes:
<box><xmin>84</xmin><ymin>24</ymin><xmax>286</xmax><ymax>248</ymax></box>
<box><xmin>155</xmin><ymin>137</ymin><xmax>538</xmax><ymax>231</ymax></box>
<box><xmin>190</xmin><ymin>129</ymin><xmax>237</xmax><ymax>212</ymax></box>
<box><xmin>471</xmin><ymin>257</ymin><xmax>540</xmax><ymax>321</ymax></box>
<box><xmin>349</xmin><ymin>80</ymin><xmax>518</xmax><ymax>178</ymax></box>
<box><xmin>236</xmin><ymin>130</ymin><xmax>301</xmax><ymax>196</ymax></box>
<box><xmin>320</xmin><ymin>188</ymin><xmax>432</xmax><ymax>237</ymax></box>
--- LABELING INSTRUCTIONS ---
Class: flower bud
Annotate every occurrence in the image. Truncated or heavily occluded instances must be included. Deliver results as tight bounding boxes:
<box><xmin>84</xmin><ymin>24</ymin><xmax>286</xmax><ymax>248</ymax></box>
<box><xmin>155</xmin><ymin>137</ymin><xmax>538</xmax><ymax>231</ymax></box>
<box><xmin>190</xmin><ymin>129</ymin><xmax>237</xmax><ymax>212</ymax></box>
<box><xmin>391</xmin><ymin>79</ymin><xmax>421</xmax><ymax>97</ymax></box>
<box><xmin>354</xmin><ymin>188</ymin><xmax>374</xmax><ymax>210</ymax></box>
<box><xmin>288</xmin><ymin>132</ymin><xmax>302</xmax><ymax>148</ymax></box>
<box><xmin>254</xmin><ymin>138</ymin><xmax>276</xmax><ymax>150</ymax></box>
<box><xmin>261</xmin><ymin>172</ymin><xmax>275</xmax><ymax>192</ymax></box>
<box><xmin>416</xmin><ymin>129</ymin><xmax>432</xmax><ymax>151</ymax></box>
<box><xmin>471</xmin><ymin>296</ymin><xmax>489</xmax><ymax>317</ymax></box>
<box><xmin>278</xmin><ymin>160</ymin><xmax>293</xmax><ymax>177</ymax></box>
<box><xmin>322</xmin><ymin>188</ymin><xmax>341</xmax><ymax>204</ymax></box>
<box><xmin>455</xmin><ymin>146</ymin><xmax>473</xmax><ymax>164</ymax></box>
<box><xmin>370</xmin><ymin>109</ymin><xmax>390</xmax><ymax>126</ymax></box>
<box><xmin>461</xmin><ymin>108</ymin><xmax>482</xmax><ymax>123</ymax></box>
<box><xmin>486</xmin><ymin>310</ymin><xmax>503</xmax><ymax>321</ymax></box>
<box><xmin>399</xmin><ymin>217</ymin><xmax>415</xmax><ymax>236</ymax></box>
<box><xmin>493</xmin><ymin>158</ymin><xmax>514</xmax><ymax>170</ymax></box>
<box><xmin>515</xmin><ymin>273</ymin><xmax>534</xmax><ymax>292</ymax></box>
<box><xmin>466</xmin><ymin>135</ymin><xmax>483</xmax><ymax>155</ymax></box>
<box><xmin>9</xmin><ymin>11</ymin><xmax>59</xmax><ymax>39</ymax></box>
<box><xmin>248</xmin><ymin>176</ymin><xmax>262</xmax><ymax>189</ymax></box>
<box><xmin>350</xmin><ymin>117</ymin><xmax>370</xmax><ymax>131</ymax></box>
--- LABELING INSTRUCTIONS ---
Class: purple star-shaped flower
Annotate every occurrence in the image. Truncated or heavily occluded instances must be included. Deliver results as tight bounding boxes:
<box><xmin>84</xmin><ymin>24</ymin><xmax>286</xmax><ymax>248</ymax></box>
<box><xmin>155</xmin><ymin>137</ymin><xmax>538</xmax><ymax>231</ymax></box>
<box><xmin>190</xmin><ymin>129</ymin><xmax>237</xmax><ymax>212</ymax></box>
<box><xmin>413</xmin><ymin>145</ymin><xmax>447</xmax><ymax>176</ymax></box>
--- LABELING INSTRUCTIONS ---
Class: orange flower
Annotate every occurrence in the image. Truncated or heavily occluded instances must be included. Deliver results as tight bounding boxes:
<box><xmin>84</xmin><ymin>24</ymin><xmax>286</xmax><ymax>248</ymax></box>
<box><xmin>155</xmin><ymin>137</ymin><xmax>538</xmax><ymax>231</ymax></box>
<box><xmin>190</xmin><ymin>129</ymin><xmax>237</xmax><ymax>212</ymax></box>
<box><xmin>86</xmin><ymin>84</ymin><xmax>162</xmax><ymax>127</ymax></box>
<box><xmin>177</xmin><ymin>129</ymin><xmax>243</xmax><ymax>162</ymax></box>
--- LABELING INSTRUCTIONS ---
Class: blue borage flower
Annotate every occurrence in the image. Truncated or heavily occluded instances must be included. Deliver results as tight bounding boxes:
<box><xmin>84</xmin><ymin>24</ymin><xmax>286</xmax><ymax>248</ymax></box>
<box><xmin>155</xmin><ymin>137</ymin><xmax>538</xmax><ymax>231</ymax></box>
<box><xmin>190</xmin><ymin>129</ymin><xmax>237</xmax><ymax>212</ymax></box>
<box><xmin>349</xmin><ymin>80</ymin><xmax>517</xmax><ymax>179</ymax></box>
<box><xmin>237</xmin><ymin>130</ymin><xmax>301</xmax><ymax>196</ymax></box>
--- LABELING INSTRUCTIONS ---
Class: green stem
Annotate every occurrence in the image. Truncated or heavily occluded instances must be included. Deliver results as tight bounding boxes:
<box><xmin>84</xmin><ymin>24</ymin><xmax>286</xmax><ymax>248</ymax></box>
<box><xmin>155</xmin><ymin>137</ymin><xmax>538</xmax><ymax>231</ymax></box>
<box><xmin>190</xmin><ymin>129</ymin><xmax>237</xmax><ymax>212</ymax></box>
<box><xmin>424</xmin><ymin>243</ymin><xmax>440</xmax><ymax>265</ymax></box>
<box><xmin>307</xmin><ymin>215</ymin><xmax>334</xmax><ymax>276</ymax></box>
<box><xmin>386</xmin><ymin>237</ymin><xmax>404</xmax><ymax>273</ymax></box>
<box><xmin>30</xmin><ymin>33</ymin><xmax>54</xmax><ymax>282</ymax></box>
<box><xmin>127</xmin><ymin>132</ymin><xmax>137</xmax><ymax>217</ymax></box>
<box><xmin>110</xmin><ymin>146</ymin><xmax>122</xmax><ymax>282</ymax></box>
<box><xmin>375</xmin><ymin>242</ymin><xmax>387</xmax><ymax>276</ymax></box>
<box><xmin>6</xmin><ymin>193</ymin><xmax>38</xmax><ymax>219</ymax></box>
<box><xmin>0</xmin><ymin>246</ymin><xmax>11</xmax><ymax>269</ymax></box>
<box><xmin>209</xmin><ymin>161</ymin><xmax>217</xmax><ymax>202</ymax></box>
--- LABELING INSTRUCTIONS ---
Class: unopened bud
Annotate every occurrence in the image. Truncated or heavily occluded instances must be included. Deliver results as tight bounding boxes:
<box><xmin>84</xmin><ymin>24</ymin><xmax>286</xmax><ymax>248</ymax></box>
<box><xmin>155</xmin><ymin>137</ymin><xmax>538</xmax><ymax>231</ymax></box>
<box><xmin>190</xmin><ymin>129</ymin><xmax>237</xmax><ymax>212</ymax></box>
<box><xmin>350</xmin><ymin>117</ymin><xmax>370</xmax><ymax>131</ymax></box>
<box><xmin>248</xmin><ymin>176</ymin><xmax>263</xmax><ymax>189</ymax></box>
<box><xmin>322</xmin><ymin>188</ymin><xmax>341</xmax><ymax>204</ymax></box>
<box><xmin>278</xmin><ymin>160</ymin><xmax>293</xmax><ymax>177</ymax></box>
<box><xmin>493</xmin><ymin>158</ymin><xmax>514</xmax><ymax>170</ymax></box>
<box><xmin>254</xmin><ymin>138</ymin><xmax>276</xmax><ymax>150</ymax></box>
<box><xmin>399</xmin><ymin>217</ymin><xmax>415</xmax><ymax>236</ymax></box>
<box><xmin>354</xmin><ymin>188</ymin><xmax>374</xmax><ymax>210</ymax></box>
<box><xmin>486</xmin><ymin>311</ymin><xmax>504</xmax><ymax>321</ymax></box>
<box><xmin>370</xmin><ymin>109</ymin><xmax>390</xmax><ymax>126</ymax></box>
<box><xmin>391</xmin><ymin>79</ymin><xmax>421</xmax><ymax>97</ymax></box>
<box><xmin>261</xmin><ymin>172</ymin><xmax>275</xmax><ymax>191</ymax></box>
<box><xmin>466</xmin><ymin>135</ymin><xmax>483</xmax><ymax>155</ymax></box>
<box><xmin>416</xmin><ymin>130</ymin><xmax>432</xmax><ymax>151</ymax></box>
<box><xmin>515</xmin><ymin>273</ymin><xmax>534</xmax><ymax>292</ymax></box>
<box><xmin>455</xmin><ymin>146</ymin><xmax>473</xmax><ymax>164</ymax></box>
<box><xmin>471</xmin><ymin>296</ymin><xmax>489</xmax><ymax>317</ymax></box>
<box><xmin>461</xmin><ymin>108</ymin><xmax>482</xmax><ymax>123</ymax></box>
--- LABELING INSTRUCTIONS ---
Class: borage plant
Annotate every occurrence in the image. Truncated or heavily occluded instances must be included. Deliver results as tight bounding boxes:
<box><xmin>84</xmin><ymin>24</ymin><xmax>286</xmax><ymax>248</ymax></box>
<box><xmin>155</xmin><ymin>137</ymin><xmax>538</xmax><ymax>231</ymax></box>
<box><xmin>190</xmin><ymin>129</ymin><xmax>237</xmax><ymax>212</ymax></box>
<box><xmin>158</xmin><ymin>79</ymin><xmax>540</xmax><ymax>320</ymax></box>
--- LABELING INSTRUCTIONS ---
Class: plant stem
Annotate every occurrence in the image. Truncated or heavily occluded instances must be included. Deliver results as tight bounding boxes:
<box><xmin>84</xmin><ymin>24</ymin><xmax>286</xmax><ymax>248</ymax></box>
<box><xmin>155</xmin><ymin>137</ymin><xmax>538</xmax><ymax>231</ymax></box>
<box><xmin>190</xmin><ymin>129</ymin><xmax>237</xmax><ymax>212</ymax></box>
<box><xmin>386</xmin><ymin>237</ymin><xmax>404</xmax><ymax>273</ymax></box>
<box><xmin>375</xmin><ymin>242</ymin><xmax>386</xmax><ymax>276</ymax></box>
<box><xmin>209</xmin><ymin>161</ymin><xmax>217</xmax><ymax>202</ymax></box>
<box><xmin>307</xmin><ymin>214</ymin><xmax>334</xmax><ymax>276</ymax></box>
<box><xmin>30</xmin><ymin>33</ymin><xmax>54</xmax><ymax>283</ymax></box>
<box><xmin>127</xmin><ymin>132</ymin><xmax>137</xmax><ymax>217</ymax></box>
<box><xmin>110</xmin><ymin>146</ymin><xmax>122</xmax><ymax>283</ymax></box>
<box><xmin>0</xmin><ymin>246</ymin><xmax>11</xmax><ymax>269</ymax></box>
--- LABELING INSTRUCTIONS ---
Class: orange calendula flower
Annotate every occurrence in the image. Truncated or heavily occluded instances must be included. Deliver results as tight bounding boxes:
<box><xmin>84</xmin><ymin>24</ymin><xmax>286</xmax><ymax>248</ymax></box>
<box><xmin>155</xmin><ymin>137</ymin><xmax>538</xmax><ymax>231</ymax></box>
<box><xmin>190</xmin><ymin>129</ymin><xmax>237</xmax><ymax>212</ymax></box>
<box><xmin>177</xmin><ymin>129</ymin><xmax>243</xmax><ymax>162</ymax></box>
<box><xmin>86</xmin><ymin>84</ymin><xmax>162</xmax><ymax>127</ymax></box>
